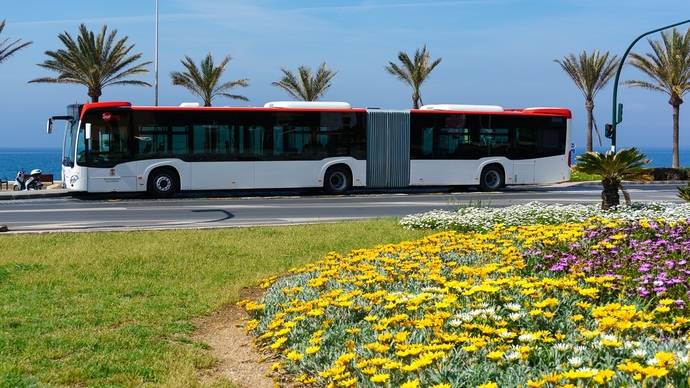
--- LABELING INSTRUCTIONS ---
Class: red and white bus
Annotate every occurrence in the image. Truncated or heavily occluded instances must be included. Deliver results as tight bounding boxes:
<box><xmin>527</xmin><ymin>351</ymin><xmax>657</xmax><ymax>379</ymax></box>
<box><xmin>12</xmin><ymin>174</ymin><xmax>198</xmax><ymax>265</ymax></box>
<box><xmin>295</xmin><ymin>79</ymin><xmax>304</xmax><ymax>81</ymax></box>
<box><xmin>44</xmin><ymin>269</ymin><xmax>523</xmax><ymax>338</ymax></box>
<box><xmin>47</xmin><ymin>101</ymin><xmax>571</xmax><ymax>196</ymax></box>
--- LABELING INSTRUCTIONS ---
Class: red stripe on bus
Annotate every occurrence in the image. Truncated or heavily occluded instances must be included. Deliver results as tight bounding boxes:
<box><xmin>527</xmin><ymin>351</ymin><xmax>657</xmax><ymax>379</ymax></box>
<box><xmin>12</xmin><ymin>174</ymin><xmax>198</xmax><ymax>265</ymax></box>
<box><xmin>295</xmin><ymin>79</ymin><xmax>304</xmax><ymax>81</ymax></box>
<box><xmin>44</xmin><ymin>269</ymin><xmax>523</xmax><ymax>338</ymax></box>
<box><xmin>410</xmin><ymin>108</ymin><xmax>572</xmax><ymax>119</ymax></box>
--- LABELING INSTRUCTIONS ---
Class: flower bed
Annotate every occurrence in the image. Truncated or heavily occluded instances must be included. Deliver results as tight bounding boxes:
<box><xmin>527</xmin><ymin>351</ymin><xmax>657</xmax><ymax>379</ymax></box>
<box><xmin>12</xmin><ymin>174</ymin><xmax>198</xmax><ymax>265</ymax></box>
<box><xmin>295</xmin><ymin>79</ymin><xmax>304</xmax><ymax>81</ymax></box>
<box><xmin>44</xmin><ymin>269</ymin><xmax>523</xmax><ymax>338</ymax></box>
<box><xmin>399</xmin><ymin>202</ymin><xmax>690</xmax><ymax>231</ymax></box>
<box><xmin>242</xmin><ymin>219</ymin><xmax>690</xmax><ymax>387</ymax></box>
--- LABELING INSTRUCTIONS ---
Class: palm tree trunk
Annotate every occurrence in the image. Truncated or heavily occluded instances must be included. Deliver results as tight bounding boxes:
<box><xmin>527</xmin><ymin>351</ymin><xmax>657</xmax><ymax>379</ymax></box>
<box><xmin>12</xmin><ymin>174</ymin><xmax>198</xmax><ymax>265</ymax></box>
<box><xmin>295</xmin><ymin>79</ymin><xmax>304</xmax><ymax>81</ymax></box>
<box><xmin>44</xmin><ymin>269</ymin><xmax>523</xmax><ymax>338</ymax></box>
<box><xmin>601</xmin><ymin>178</ymin><xmax>620</xmax><ymax>210</ymax></box>
<box><xmin>88</xmin><ymin>88</ymin><xmax>101</xmax><ymax>103</ymax></box>
<box><xmin>585</xmin><ymin>99</ymin><xmax>594</xmax><ymax>152</ymax></box>
<box><xmin>673</xmin><ymin>103</ymin><xmax>680</xmax><ymax>168</ymax></box>
<box><xmin>412</xmin><ymin>91</ymin><xmax>419</xmax><ymax>109</ymax></box>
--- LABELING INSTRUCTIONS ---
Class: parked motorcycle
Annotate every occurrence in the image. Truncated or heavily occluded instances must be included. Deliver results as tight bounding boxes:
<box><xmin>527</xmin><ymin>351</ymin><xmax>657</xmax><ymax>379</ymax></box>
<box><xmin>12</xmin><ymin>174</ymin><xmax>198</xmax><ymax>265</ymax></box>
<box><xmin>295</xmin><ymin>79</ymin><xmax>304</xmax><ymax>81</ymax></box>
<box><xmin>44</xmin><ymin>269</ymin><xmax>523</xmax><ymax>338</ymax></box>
<box><xmin>13</xmin><ymin>169</ymin><xmax>43</xmax><ymax>191</ymax></box>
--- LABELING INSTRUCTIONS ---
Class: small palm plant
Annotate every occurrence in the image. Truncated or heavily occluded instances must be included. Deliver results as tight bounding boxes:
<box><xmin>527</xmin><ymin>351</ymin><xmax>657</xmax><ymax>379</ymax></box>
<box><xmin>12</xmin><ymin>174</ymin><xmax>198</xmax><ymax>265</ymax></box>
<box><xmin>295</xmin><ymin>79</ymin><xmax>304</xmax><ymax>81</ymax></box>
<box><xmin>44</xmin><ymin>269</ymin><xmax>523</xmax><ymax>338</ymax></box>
<box><xmin>272</xmin><ymin>63</ymin><xmax>336</xmax><ymax>101</ymax></box>
<box><xmin>171</xmin><ymin>53</ymin><xmax>249</xmax><ymax>107</ymax></box>
<box><xmin>625</xmin><ymin>28</ymin><xmax>690</xmax><ymax>168</ymax></box>
<box><xmin>555</xmin><ymin>50</ymin><xmax>619</xmax><ymax>152</ymax></box>
<box><xmin>0</xmin><ymin>20</ymin><xmax>32</xmax><ymax>65</ymax></box>
<box><xmin>678</xmin><ymin>183</ymin><xmax>690</xmax><ymax>202</ymax></box>
<box><xmin>385</xmin><ymin>45</ymin><xmax>442</xmax><ymax>109</ymax></box>
<box><xmin>576</xmin><ymin>148</ymin><xmax>651</xmax><ymax>210</ymax></box>
<box><xmin>30</xmin><ymin>24</ymin><xmax>151</xmax><ymax>102</ymax></box>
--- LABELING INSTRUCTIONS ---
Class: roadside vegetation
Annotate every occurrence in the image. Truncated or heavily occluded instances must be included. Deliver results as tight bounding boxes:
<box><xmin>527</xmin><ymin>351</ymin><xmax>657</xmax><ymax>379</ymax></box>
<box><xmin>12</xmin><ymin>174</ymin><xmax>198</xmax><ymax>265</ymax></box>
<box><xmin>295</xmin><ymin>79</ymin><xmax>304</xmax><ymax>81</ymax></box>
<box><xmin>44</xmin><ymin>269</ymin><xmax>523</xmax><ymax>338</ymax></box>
<box><xmin>569</xmin><ymin>168</ymin><xmax>601</xmax><ymax>182</ymax></box>
<box><xmin>554</xmin><ymin>50</ymin><xmax>618</xmax><ymax>152</ymax></box>
<box><xmin>0</xmin><ymin>220</ymin><xmax>427</xmax><ymax>386</ymax></box>
<box><xmin>29</xmin><ymin>24</ymin><xmax>151</xmax><ymax>102</ymax></box>
<box><xmin>171</xmin><ymin>53</ymin><xmax>249</xmax><ymax>106</ymax></box>
<box><xmin>385</xmin><ymin>45</ymin><xmax>442</xmax><ymax>109</ymax></box>
<box><xmin>244</xmin><ymin>211</ymin><xmax>690</xmax><ymax>386</ymax></box>
<box><xmin>272</xmin><ymin>62</ymin><xmax>337</xmax><ymax>102</ymax></box>
<box><xmin>0</xmin><ymin>20</ymin><xmax>31</xmax><ymax>65</ymax></box>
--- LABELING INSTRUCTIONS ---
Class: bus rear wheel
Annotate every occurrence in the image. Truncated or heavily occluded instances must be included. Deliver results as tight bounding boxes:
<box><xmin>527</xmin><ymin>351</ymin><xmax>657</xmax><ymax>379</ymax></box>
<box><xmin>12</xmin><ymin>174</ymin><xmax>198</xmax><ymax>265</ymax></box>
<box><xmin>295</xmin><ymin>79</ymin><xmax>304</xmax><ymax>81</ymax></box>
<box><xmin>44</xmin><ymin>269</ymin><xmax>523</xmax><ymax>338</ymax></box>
<box><xmin>479</xmin><ymin>165</ymin><xmax>505</xmax><ymax>192</ymax></box>
<box><xmin>147</xmin><ymin>168</ymin><xmax>179</xmax><ymax>198</ymax></box>
<box><xmin>324</xmin><ymin>165</ymin><xmax>352</xmax><ymax>195</ymax></box>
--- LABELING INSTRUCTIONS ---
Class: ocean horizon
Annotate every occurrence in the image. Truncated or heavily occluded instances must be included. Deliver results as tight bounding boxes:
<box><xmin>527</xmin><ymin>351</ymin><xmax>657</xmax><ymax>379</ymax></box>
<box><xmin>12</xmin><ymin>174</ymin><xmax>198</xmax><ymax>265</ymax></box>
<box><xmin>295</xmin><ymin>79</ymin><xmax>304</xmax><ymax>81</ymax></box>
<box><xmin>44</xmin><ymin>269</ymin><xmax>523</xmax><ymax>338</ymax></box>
<box><xmin>1</xmin><ymin>146</ymin><xmax>689</xmax><ymax>181</ymax></box>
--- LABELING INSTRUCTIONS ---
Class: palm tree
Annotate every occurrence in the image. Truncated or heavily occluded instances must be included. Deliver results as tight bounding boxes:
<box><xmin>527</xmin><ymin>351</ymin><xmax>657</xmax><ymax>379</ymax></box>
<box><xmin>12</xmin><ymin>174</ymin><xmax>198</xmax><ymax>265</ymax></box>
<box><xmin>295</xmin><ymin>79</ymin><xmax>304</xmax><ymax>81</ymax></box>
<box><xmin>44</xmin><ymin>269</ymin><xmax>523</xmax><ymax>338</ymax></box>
<box><xmin>171</xmin><ymin>53</ymin><xmax>249</xmax><ymax>107</ymax></box>
<box><xmin>0</xmin><ymin>20</ymin><xmax>32</xmax><ymax>65</ymax></box>
<box><xmin>30</xmin><ymin>24</ymin><xmax>151</xmax><ymax>102</ymax></box>
<box><xmin>576</xmin><ymin>148</ymin><xmax>651</xmax><ymax>210</ymax></box>
<box><xmin>272</xmin><ymin>63</ymin><xmax>336</xmax><ymax>101</ymax></box>
<box><xmin>385</xmin><ymin>45</ymin><xmax>442</xmax><ymax>109</ymax></box>
<box><xmin>555</xmin><ymin>50</ymin><xmax>619</xmax><ymax>152</ymax></box>
<box><xmin>625</xmin><ymin>28</ymin><xmax>690</xmax><ymax>169</ymax></box>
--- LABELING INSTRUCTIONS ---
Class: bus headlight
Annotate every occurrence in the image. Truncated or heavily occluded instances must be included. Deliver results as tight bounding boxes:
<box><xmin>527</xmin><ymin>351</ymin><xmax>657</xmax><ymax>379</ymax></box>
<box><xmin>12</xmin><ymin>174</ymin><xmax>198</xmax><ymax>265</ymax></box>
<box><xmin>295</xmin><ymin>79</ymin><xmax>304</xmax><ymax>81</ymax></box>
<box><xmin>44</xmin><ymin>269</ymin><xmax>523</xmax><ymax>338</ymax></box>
<box><xmin>70</xmin><ymin>175</ymin><xmax>79</xmax><ymax>186</ymax></box>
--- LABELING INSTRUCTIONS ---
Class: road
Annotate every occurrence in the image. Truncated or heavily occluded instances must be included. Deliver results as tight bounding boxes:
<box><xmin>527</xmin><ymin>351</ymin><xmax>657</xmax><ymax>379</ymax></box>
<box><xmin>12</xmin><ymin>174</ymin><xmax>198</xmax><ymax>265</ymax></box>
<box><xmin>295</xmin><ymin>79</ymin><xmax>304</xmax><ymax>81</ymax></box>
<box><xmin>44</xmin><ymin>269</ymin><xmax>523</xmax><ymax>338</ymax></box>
<box><xmin>0</xmin><ymin>183</ymin><xmax>681</xmax><ymax>233</ymax></box>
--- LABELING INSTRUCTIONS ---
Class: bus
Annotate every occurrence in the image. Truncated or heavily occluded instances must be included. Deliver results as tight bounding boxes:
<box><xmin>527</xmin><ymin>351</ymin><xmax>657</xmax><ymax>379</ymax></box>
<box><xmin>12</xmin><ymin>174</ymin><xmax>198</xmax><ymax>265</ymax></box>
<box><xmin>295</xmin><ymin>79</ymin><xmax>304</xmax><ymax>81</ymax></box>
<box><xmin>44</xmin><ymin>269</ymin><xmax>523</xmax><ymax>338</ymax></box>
<box><xmin>46</xmin><ymin>101</ymin><xmax>571</xmax><ymax>196</ymax></box>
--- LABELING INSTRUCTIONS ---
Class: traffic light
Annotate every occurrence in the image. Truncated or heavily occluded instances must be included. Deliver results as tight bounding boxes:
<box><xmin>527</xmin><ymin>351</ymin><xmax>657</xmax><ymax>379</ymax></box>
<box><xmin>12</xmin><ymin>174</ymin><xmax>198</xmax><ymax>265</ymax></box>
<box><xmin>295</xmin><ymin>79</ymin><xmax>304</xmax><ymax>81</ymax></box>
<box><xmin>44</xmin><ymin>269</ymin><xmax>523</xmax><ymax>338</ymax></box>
<box><xmin>605</xmin><ymin>124</ymin><xmax>615</xmax><ymax>139</ymax></box>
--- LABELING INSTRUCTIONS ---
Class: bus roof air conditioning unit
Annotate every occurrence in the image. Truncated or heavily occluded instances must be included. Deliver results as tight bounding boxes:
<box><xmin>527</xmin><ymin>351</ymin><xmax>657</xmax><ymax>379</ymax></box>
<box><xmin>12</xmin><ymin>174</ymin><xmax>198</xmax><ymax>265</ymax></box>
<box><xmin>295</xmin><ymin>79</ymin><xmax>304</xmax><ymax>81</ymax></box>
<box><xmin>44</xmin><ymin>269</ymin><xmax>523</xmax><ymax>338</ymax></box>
<box><xmin>263</xmin><ymin>101</ymin><xmax>352</xmax><ymax>109</ymax></box>
<box><xmin>179</xmin><ymin>102</ymin><xmax>201</xmax><ymax>107</ymax></box>
<box><xmin>420</xmin><ymin>104</ymin><xmax>504</xmax><ymax>112</ymax></box>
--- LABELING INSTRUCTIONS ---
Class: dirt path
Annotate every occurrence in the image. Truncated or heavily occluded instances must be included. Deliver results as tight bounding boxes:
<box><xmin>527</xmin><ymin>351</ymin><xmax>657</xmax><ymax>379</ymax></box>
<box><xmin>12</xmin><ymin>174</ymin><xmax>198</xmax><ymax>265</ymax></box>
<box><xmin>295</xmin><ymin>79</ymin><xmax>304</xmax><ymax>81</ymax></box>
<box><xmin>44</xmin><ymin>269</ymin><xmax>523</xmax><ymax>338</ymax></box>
<box><xmin>194</xmin><ymin>289</ymin><xmax>275</xmax><ymax>388</ymax></box>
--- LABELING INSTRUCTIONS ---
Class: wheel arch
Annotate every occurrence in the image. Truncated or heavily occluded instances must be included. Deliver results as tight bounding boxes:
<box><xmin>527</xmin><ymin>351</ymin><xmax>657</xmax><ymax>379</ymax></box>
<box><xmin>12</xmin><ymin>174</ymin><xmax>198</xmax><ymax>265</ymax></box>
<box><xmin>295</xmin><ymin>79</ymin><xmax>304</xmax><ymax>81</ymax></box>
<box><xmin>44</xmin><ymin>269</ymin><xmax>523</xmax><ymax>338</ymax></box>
<box><xmin>145</xmin><ymin>165</ymin><xmax>181</xmax><ymax>192</ymax></box>
<box><xmin>318</xmin><ymin>160</ymin><xmax>355</xmax><ymax>185</ymax></box>
<box><xmin>140</xmin><ymin>160</ymin><xmax>187</xmax><ymax>192</ymax></box>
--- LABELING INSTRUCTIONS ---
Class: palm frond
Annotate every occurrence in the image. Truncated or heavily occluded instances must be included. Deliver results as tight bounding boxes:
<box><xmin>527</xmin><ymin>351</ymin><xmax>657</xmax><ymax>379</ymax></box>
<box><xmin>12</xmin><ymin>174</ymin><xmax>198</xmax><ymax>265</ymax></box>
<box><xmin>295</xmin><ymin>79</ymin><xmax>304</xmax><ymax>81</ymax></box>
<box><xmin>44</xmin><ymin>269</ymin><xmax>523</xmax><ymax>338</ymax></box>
<box><xmin>171</xmin><ymin>53</ymin><xmax>248</xmax><ymax>106</ymax></box>
<box><xmin>385</xmin><ymin>45</ymin><xmax>442</xmax><ymax>108</ymax></box>
<box><xmin>0</xmin><ymin>20</ymin><xmax>32</xmax><ymax>65</ymax></box>
<box><xmin>30</xmin><ymin>23</ymin><xmax>149</xmax><ymax>101</ymax></box>
<box><xmin>272</xmin><ymin>62</ymin><xmax>336</xmax><ymax>101</ymax></box>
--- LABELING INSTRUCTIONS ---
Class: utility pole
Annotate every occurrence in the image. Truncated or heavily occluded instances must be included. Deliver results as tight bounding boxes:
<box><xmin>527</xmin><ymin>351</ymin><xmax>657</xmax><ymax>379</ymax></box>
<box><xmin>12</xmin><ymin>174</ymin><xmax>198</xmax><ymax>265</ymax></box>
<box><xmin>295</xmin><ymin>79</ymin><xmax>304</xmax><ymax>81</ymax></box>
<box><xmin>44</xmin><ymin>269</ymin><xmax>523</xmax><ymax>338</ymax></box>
<box><xmin>154</xmin><ymin>0</ymin><xmax>160</xmax><ymax>106</ymax></box>
<box><xmin>607</xmin><ymin>19</ymin><xmax>690</xmax><ymax>153</ymax></box>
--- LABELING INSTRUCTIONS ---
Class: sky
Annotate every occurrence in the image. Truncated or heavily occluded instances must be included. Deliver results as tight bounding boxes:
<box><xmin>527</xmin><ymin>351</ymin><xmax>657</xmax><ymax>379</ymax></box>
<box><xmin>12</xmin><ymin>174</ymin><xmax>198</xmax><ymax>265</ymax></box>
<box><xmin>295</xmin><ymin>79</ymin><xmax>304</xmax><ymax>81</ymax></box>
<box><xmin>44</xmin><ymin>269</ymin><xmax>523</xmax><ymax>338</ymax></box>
<box><xmin>1</xmin><ymin>0</ymin><xmax>690</xmax><ymax>149</ymax></box>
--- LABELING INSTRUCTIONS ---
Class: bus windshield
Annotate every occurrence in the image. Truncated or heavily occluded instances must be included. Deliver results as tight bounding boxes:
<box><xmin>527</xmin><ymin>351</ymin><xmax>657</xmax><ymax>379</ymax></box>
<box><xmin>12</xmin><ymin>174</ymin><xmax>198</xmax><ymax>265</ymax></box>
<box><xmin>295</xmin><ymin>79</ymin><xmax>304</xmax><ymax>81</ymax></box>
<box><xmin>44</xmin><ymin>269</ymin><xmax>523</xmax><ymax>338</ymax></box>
<box><xmin>62</xmin><ymin>118</ymin><xmax>79</xmax><ymax>167</ymax></box>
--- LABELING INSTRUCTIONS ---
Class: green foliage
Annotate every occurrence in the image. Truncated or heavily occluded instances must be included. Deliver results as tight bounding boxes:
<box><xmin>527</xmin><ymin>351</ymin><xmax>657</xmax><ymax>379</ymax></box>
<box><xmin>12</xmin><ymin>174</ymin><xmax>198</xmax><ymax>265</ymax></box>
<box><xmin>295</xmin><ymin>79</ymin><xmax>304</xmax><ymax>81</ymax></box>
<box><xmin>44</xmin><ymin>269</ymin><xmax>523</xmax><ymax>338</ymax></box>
<box><xmin>575</xmin><ymin>148</ymin><xmax>650</xmax><ymax>184</ymax></box>
<box><xmin>569</xmin><ymin>167</ymin><xmax>601</xmax><ymax>182</ymax></box>
<box><xmin>0</xmin><ymin>220</ymin><xmax>427</xmax><ymax>386</ymax></box>
<box><xmin>29</xmin><ymin>24</ymin><xmax>151</xmax><ymax>102</ymax></box>
<box><xmin>272</xmin><ymin>62</ymin><xmax>336</xmax><ymax>101</ymax></box>
<box><xmin>555</xmin><ymin>50</ymin><xmax>619</xmax><ymax>101</ymax></box>
<box><xmin>554</xmin><ymin>50</ymin><xmax>618</xmax><ymax>150</ymax></box>
<box><xmin>625</xmin><ymin>28</ymin><xmax>690</xmax><ymax>104</ymax></box>
<box><xmin>385</xmin><ymin>45</ymin><xmax>442</xmax><ymax>109</ymax></box>
<box><xmin>678</xmin><ymin>183</ymin><xmax>690</xmax><ymax>202</ymax></box>
<box><xmin>171</xmin><ymin>53</ymin><xmax>249</xmax><ymax>107</ymax></box>
<box><xmin>0</xmin><ymin>20</ymin><xmax>31</xmax><ymax>65</ymax></box>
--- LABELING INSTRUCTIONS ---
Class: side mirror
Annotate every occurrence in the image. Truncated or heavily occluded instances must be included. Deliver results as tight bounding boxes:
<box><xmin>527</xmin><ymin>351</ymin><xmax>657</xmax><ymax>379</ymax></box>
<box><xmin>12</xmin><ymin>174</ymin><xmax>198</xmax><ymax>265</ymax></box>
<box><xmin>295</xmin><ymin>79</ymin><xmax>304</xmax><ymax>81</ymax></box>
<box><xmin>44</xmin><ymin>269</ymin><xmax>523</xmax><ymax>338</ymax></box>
<box><xmin>46</xmin><ymin>118</ymin><xmax>53</xmax><ymax>134</ymax></box>
<box><xmin>85</xmin><ymin>123</ymin><xmax>92</xmax><ymax>140</ymax></box>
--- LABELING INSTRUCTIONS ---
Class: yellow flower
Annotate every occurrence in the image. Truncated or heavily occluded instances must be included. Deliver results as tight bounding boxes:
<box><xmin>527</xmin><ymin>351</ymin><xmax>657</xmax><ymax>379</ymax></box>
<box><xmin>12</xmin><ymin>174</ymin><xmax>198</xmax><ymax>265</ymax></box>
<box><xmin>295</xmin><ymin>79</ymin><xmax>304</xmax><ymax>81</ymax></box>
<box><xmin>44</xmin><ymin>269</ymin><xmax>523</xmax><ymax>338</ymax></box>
<box><xmin>487</xmin><ymin>351</ymin><xmax>504</xmax><ymax>361</ymax></box>
<box><xmin>286</xmin><ymin>351</ymin><xmax>303</xmax><ymax>361</ymax></box>
<box><xmin>370</xmin><ymin>373</ymin><xmax>390</xmax><ymax>383</ymax></box>
<box><xmin>306</xmin><ymin>346</ymin><xmax>320</xmax><ymax>355</ymax></box>
<box><xmin>478</xmin><ymin>383</ymin><xmax>498</xmax><ymax>388</ymax></box>
<box><xmin>401</xmin><ymin>380</ymin><xmax>420</xmax><ymax>388</ymax></box>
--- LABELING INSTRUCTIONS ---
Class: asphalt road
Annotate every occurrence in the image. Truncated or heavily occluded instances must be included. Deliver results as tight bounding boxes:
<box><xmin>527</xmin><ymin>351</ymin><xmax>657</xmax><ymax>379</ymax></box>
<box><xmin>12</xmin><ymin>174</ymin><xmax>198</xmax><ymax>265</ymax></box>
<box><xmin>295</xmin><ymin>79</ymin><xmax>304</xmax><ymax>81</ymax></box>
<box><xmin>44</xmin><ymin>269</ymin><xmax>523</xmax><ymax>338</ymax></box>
<box><xmin>0</xmin><ymin>183</ymin><xmax>682</xmax><ymax>233</ymax></box>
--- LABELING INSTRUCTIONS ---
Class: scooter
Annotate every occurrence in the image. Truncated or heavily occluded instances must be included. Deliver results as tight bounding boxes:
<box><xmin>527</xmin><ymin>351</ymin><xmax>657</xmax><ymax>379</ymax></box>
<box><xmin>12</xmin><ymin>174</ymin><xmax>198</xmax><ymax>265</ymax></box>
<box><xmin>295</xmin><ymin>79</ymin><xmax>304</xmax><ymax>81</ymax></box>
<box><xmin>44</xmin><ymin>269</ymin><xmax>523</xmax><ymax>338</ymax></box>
<box><xmin>13</xmin><ymin>169</ymin><xmax>43</xmax><ymax>191</ymax></box>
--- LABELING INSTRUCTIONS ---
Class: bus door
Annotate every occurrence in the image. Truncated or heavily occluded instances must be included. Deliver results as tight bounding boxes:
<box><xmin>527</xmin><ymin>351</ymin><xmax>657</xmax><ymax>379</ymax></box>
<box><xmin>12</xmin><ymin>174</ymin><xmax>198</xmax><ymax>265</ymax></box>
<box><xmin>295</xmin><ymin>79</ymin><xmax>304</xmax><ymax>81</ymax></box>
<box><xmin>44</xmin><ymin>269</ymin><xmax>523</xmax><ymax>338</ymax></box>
<box><xmin>82</xmin><ymin>110</ymin><xmax>138</xmax><ymax>192</ymax></box>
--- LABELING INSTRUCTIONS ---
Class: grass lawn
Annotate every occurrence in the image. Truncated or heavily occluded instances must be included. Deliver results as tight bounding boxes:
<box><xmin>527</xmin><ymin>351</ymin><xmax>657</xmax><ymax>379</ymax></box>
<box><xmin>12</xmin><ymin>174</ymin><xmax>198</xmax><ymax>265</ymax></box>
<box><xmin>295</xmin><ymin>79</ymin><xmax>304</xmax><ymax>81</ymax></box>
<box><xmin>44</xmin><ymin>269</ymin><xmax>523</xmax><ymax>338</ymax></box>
<box><xmin>0</xmin><ymin>219</ymin><xmax>428</xmax><ymax>387</ymax></box>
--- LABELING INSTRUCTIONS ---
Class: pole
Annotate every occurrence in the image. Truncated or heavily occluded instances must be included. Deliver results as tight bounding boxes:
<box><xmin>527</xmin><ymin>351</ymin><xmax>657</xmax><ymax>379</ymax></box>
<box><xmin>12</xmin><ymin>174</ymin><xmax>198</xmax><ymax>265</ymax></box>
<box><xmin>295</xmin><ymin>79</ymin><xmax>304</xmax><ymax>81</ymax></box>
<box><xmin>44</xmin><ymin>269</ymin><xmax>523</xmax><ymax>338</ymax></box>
<box><xmin>154</xmin><ymin>0</ymin><xmax>159</xmax><ymax>106</ymax></box>
<box><xmin>610</xmin><ymin>19</ymin><xmax>690</xmax><ymax>153</ymax></box>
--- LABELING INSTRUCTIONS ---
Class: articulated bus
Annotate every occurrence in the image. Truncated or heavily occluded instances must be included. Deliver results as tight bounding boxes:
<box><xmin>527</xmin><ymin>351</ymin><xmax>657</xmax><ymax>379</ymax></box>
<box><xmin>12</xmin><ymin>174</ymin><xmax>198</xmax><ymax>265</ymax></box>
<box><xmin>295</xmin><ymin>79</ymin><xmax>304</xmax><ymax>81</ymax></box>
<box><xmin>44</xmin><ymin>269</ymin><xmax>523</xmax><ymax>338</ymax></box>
<box><xmin>47</xmin><ymin>101</ymin><xmax>572</xmax><ymax>197</ymax></box>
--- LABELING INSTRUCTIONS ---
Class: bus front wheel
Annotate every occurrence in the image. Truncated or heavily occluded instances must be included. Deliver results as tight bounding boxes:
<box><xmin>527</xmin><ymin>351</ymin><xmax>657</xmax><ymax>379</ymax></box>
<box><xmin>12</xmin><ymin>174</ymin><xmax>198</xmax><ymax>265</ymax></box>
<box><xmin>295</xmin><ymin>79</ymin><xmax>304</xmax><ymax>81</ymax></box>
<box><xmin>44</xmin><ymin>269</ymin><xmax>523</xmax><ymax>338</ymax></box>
<box><xmin>324</xmin><ymin>165</ymin><xmax>352</xmax><ymax>195</ymax></box>
<box><xmin>147</xmin><ymin>168</ymin><xmax>179</xmax><ymax>198</ymax></box>
<box><xmin>479</xmin><ymin>165</ymin><xmax>505</xmax><ymax>192</ymax></box>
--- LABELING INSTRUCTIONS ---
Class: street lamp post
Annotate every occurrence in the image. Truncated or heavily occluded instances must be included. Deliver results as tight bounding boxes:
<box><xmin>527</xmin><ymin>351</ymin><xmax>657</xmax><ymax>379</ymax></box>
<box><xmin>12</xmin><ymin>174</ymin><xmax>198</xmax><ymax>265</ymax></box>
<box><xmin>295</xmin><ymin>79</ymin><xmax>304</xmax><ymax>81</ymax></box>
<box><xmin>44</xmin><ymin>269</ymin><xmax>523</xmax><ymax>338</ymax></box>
<box><xmin>608</xmin><ymin>19</ymin><xmax>690</xmax><ymax>153</ymax></box>
<box><xmin>154</xmin><ymin>0</ymin><xmax>159</xmax><ymax>106</ymax></box>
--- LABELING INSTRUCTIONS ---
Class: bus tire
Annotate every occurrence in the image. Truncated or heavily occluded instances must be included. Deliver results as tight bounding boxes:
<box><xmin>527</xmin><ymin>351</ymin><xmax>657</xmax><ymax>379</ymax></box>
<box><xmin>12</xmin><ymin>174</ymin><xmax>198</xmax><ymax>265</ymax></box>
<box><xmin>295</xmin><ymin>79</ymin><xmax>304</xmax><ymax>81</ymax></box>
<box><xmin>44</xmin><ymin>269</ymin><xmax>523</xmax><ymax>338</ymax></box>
<box><xmin>323</xmin><ymin>165</ymin><xmax>352</xmax><ymax>195</ymax></box>
<box><xmin>479</xmin><ymin>165</ymin><xmax>505</xmax><ymax>192</ymax></box>
<box><xmin>147</xmin><ymin>167</ymin><xmax>179</xmax><ymax>198</ymax></box>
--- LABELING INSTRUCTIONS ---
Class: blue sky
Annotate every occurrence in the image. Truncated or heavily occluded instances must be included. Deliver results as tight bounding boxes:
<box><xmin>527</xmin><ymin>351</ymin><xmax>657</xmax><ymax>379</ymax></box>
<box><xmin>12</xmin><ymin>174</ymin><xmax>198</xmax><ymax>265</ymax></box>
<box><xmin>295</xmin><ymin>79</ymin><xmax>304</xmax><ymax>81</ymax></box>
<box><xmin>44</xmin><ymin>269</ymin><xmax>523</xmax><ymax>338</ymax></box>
<box><xmin>1</xmin><ymin>0</ymin><xmax>690</xmax><ymax>148</ymax></box>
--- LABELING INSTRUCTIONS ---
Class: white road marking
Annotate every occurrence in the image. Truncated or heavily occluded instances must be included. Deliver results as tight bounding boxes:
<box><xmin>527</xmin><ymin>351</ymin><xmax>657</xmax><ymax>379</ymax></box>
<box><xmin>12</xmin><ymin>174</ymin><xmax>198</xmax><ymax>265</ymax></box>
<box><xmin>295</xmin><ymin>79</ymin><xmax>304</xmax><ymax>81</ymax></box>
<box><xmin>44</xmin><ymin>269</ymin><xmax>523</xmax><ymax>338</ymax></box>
<box><xmin>0</xmin><ymin>207</ymin><xmax>128</xmax><ymax>213</ymax></box>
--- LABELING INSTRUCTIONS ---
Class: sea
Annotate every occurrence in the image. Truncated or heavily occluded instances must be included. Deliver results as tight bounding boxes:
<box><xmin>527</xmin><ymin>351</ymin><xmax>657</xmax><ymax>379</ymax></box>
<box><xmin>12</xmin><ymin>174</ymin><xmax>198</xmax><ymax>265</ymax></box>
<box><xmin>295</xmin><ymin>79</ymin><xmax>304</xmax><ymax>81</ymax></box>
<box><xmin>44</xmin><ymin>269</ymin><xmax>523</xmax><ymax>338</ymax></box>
<box><xmin>0</xmin><ymin>147</ymin><xmax>688</xmax><ymax>181</ymax></box>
